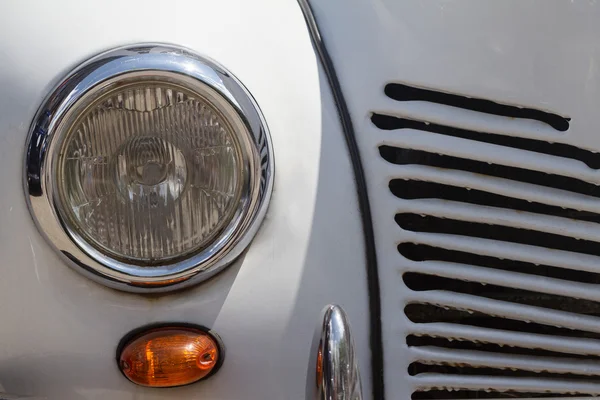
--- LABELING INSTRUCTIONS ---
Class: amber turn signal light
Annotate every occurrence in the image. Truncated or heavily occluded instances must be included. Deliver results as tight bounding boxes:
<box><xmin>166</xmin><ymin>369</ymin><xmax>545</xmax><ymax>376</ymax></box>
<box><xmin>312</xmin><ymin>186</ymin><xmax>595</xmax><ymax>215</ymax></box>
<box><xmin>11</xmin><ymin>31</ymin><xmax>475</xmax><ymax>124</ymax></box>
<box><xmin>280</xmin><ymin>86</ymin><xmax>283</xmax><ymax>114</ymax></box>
<box><xmin>118</xmin><ymin>326</ymin><xmax>222</xmax><ymax>387</ymax></box>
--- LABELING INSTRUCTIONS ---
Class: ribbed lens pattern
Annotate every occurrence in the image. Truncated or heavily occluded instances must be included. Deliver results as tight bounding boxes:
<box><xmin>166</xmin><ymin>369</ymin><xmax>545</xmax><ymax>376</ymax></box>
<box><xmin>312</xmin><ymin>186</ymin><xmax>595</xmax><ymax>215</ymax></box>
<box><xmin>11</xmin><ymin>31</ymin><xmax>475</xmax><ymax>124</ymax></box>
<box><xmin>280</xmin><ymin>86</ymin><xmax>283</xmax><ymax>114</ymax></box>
<box><xmin>56</xmin><ymin>83</ymin><xmax>243</xmax><ymax>263</ymax></box>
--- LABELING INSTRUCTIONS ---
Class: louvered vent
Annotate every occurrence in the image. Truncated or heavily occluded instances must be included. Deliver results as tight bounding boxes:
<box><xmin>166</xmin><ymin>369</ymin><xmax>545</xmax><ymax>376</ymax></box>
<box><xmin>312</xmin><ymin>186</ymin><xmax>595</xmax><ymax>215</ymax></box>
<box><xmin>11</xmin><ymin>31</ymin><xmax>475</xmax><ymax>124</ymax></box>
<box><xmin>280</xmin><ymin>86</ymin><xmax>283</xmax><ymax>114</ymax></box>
<box><xmin>371</xmin><ymin>83</ymin><xmax>600</xmax><ymax>398</ymax></box>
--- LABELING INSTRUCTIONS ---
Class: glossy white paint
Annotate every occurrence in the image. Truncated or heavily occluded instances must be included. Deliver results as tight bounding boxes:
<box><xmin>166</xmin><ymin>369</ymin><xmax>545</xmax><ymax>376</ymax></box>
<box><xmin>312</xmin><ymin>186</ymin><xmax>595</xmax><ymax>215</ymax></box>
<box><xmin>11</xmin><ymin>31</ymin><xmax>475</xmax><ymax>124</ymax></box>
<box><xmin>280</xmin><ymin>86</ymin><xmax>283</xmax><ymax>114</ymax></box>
<box><xmin>309</xmin><ymin>0</ymin><xmax>600</xmax><ymax>398</ymax></box>
<box><xmin>0</xmin><ymin>1</ymin><xmax>371</xmax><ymax>399</ymax></box>
<box><xmin>311</xmin><ymin>0</ymin><xmax>600</xmax><ymax>150</ymax></box>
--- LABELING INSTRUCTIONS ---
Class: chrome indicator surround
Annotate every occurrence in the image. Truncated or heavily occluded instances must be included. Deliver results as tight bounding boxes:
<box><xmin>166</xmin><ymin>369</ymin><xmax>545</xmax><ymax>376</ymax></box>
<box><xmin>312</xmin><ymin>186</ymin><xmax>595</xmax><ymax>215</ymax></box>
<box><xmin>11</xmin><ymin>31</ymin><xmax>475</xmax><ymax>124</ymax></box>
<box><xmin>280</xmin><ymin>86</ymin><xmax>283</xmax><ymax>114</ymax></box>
<box><xmin>307</xmin><ymin>305</ymin><xmax>363</xmax><ymax>400</ymax></box>
<box><xmin>24</xmin><ymin>44</ymin><xmax>273</xmax><ymax>292</ymax></box>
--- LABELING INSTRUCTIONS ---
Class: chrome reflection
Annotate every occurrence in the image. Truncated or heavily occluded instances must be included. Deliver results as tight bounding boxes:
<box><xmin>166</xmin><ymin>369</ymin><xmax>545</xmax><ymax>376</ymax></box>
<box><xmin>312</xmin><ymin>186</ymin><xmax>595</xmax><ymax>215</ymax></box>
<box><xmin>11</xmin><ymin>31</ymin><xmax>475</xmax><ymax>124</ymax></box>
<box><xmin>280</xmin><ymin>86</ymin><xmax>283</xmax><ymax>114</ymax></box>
<box><xmin>309</xmin><ymin>305</ymin><xmax>363</xmax><ymax>400</ymax></box>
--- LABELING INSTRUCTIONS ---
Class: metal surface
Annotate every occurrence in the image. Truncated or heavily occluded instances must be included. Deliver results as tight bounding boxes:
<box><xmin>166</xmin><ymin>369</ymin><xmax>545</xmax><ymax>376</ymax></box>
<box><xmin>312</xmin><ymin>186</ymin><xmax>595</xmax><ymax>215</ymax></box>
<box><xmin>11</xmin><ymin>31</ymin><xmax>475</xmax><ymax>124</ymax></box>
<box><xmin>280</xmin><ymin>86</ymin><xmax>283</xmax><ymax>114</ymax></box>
<box><xmin>295</xmin><ymin>2</ymin><xmax>383</xmax><ymax>399</ymax></box>
<box><xmin>311</xmin><ymin>305</ymin><xmax>362</xmax><ymax>400</ymax></box>
<box><xmin>0</xmin><ymin>1</ymin><xmax>371</xmax><ymax>398</ymax></box>
<box><xmin>308</xmin><ymin>0</ymin><xmax>600</xmax><ymax>398</ymax></box>
<box><xmin>24</xmin><ymin>44</ymin><xmax>274</xmax><ymax>292</ymax></box>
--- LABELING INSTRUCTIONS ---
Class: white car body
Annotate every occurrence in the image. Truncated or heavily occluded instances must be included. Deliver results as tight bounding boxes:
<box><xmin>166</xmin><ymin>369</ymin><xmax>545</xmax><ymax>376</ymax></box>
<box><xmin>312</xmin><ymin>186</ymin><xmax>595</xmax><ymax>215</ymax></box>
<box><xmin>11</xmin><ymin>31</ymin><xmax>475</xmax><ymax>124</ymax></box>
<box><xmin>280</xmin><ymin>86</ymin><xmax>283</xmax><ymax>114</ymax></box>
<box><xmin>1</xmin><ymin>0</ymin><xmax>599</xmax><ymax>399</ymax></box>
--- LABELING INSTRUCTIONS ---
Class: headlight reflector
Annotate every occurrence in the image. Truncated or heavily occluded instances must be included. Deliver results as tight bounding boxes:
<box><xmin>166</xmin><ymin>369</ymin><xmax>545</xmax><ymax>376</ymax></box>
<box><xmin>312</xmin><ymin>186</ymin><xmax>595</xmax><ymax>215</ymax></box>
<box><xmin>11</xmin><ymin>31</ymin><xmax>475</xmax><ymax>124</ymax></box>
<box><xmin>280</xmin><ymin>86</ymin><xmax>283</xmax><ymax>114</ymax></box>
<box><xmin>26</xmin><ymin>45</ymin><xmax>273</xmax><ymax>291</ymax></box>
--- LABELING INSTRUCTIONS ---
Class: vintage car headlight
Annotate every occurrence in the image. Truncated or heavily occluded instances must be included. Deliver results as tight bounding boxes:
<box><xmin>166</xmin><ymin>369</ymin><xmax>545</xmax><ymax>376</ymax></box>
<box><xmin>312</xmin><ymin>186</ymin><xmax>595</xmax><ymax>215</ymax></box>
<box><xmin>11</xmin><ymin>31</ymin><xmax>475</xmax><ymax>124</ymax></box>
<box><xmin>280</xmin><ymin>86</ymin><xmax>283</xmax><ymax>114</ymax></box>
<box><xmin>25</xmin><ymin>44</ymin><xmax>273</xmax><ymax>291</ymax></box>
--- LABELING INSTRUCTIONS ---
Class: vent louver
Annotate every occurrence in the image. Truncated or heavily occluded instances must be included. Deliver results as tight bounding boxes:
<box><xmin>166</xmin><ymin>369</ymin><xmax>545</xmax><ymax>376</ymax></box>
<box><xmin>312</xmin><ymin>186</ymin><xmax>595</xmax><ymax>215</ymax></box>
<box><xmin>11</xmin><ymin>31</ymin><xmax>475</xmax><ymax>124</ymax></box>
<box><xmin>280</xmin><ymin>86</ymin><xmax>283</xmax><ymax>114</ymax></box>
<box><xmin>371</xmin><ymin>83</ymin><xmax>600</xmax><ymax>398</ymax></box>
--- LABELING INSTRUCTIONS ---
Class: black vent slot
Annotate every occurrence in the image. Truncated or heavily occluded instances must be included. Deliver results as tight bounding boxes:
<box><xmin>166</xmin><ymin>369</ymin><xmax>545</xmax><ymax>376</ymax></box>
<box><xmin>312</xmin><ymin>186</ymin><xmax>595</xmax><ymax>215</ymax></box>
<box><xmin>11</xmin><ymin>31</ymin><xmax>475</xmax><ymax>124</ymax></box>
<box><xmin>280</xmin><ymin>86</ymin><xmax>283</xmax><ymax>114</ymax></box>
<box><xmin>390</xmin><ymin>180</ymin><xmax>600</xmax><ymax>223</ymax></box>
<box><xmin>373</xmin><ymin>114</ymin><xmax>597</xmax><ymax>168</ymax></box>
<box><xmin>396</xmin><ymin>214</ymin><xmax>600</xmax><ymax>258</ymax></box>
<box><xmin>412</xmin><ymin>390</ymin><xmax>588</xmax><ymax>399</ymax></box>
<box><xmin>403</xmin><ymin>273</ymin><xmax>600</xmax><ymax>315</ymax></box>
<box><xmin>384</xmin><ymin>83</ymin><xmax>570</xmax><ymax>132</ymax></box>
<box><xmin>409</xmin><ymin>363</ymin><xmax>600</xmax><ymax>382</ymax></box>
<box><xmin>380</xmin><ymin>146</ymin><xmax>600</xmax><ymax>199</ymax></box>
<box><xmin>399</xmin><ymin>243</ymin><xmax>600</xmax><ymax>285</ymax></box>
<box><xmin>406</xmin><ymin>335</ymin><xmax>600</xmax><ymax>361</ymax></box>
<box><xmin>404</xmin><ymin>304</ymin><xmax>600</xmax><ymax>340</ymax></box>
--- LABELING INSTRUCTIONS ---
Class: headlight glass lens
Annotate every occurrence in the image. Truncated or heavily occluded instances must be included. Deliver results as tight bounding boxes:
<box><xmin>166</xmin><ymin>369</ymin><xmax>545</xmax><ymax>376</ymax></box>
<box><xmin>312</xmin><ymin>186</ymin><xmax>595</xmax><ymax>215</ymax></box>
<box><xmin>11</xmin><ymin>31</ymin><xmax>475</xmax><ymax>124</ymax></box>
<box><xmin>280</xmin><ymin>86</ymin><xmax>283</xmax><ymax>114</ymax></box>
<box><xmin>55</xmin><ymin>82</ymin><xmax>244</xmax><ymax>263</ymax></box>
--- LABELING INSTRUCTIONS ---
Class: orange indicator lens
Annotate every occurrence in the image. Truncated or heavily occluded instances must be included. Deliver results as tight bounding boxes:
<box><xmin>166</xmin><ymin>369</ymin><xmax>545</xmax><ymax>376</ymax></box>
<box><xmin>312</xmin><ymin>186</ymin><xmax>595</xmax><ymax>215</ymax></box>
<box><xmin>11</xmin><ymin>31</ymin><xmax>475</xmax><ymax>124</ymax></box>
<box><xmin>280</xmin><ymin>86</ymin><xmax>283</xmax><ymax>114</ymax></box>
<box><xmin>118</xmin><ymin>327</ymin><xmax>221</xmax><ymax>387</ymax></box>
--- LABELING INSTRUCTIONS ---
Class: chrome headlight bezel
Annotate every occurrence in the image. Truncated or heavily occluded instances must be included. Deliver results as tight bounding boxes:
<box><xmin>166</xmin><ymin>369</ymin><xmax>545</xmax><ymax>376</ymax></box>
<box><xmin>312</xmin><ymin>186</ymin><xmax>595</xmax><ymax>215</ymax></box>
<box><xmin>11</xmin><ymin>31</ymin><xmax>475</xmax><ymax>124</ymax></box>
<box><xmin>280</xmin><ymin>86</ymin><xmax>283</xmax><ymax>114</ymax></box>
<box><xmin>25</xmin><ymin>44</ymin><xmax>273</xmax><ymax>292</ymax></box>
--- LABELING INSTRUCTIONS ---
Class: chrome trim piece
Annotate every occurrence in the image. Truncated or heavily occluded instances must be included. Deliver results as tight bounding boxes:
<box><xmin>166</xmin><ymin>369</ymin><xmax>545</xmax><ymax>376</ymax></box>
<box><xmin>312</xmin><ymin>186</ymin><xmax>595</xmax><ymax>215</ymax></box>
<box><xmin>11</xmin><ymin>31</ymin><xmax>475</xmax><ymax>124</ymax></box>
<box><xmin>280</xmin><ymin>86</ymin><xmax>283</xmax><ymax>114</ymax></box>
<box><xmin>309</xmin><ymin>305</ymin><xmax>363</xmax><ymax>400</ymax></box>
<box><xmin>24</xmin><ymin>44</ymin><xmax>274</xmax><ymax>292</ymax></box>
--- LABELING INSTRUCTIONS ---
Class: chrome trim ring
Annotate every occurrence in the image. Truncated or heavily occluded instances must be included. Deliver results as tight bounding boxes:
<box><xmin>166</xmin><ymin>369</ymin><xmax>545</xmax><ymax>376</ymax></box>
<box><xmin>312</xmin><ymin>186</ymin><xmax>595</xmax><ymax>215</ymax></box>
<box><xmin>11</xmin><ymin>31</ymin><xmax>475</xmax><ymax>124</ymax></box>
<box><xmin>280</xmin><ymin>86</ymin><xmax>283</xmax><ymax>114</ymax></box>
<box><xmin>307</xmin><ymin>305</ymin><xmax>363</xmax><ymax>400</ymax></box>
<box><xmin>25</xmin><ymin>44</ymin><xmax>273</xmax><ymax>292</ymax></box>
